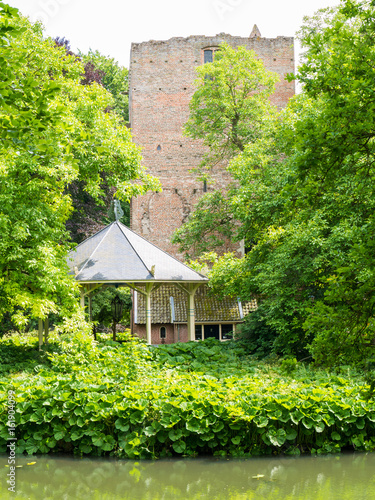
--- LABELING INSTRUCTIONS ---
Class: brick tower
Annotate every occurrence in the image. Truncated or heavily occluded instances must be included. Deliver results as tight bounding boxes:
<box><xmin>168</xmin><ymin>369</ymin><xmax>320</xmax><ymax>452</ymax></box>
<box><xmin>129</xmin><ymin>29</ymin><xmax>295</xmax><ymax>258</ymax></box>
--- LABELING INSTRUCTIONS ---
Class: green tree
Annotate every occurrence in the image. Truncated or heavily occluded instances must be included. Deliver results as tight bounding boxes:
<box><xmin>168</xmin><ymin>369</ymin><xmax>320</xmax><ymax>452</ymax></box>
<box><xmin>51</xmin><ymin>40</ymin><xmax>131</xmax><ymax>242</ymax></box>
<box><xmin>0</xmin><ymin>4</ymin><xmax>159</xmax><ymax>328</ymax></box>
<box><xmin>184</xmin><ymin>42</ymin><xmax>279</xmax><ymax>171</ymax></box>
<box><xmin>91</xmin><ymin>287</ymin><xmax>132</xmax><ymax>331</ymax></box>
<box><xmin>65</xmin><ymin>43</ymin><xmax>131</xmax><ymax>240</ymax></box>
<box><xmin>175</xmin><ymin>1</ymin><xmax>375</xmax><ymax>364</ymax></box>
<box><xmin>172</xmin><ymin>191</ymin><xmax>235</xmax><ymax>259</ymax></box>
<box><xmin>173</xmin><ymin>43</ymin><xmax>279</xmax><ymax>257</ymax></box>
<box><xmin>288</xmin><ymin>0</ymin><xmax>375</xmax><ymax>363</ymax></box>
<box><xmin>79</xmin><ymin>49</ymin><xmax>129</xmax><ymax>122</ymax></box>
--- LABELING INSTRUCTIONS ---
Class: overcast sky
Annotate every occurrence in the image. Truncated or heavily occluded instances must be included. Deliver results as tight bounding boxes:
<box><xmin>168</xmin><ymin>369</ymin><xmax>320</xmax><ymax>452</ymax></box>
<box><xmin>6</xmin><ymin>0</ymin><xmax>340</xmax><ymax>67</ymax></box>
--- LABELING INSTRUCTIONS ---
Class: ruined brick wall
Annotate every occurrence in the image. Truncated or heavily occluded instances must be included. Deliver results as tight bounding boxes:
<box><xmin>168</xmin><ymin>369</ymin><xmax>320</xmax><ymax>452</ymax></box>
<box><xmin>129</xmin><ymin>32</ymin><xmax>295</xmax><ymax>258</ymax></box>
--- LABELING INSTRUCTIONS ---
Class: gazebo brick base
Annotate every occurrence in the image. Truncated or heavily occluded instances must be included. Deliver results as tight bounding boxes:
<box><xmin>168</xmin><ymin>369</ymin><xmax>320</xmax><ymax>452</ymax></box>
<box><xmin>134</xmin><ymin>323</ymin><xmax>188</xmax><ymax>345</ymax></box>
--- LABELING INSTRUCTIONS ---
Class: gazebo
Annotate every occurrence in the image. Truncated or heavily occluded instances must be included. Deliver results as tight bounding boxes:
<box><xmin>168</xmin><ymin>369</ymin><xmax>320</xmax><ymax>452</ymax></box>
<box><xmin>66</xmin><ymin>220</ymin><xmax>208</xmax><ymax>344</ymax></box>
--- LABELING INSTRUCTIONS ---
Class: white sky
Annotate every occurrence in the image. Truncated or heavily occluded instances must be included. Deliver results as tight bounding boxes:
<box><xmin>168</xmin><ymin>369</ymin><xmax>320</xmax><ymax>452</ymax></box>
<box><xmin>6</xmin><ymin>0</ymin><xmax>340</xmax><ymax>68</ymax></box>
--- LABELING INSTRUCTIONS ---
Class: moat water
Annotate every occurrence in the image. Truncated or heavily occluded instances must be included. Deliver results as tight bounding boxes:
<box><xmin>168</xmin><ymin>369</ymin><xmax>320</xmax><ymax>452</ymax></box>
<box><xmin>2</xmin><ymin>452</ymin><xmax>375</xmax><ymax>499</ymax></box>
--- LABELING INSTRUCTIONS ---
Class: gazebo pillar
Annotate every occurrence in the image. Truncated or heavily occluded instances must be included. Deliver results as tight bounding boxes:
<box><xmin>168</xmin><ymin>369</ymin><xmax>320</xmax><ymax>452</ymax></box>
<box><xmin>183</xmin><ymin>284</ymin><xmax>201</xmax><ymax>342</ymax></box>
<box><xmin>145</xmin><ymin>283</ymin><xmax>154</xmax><ymax>345</ymax></box>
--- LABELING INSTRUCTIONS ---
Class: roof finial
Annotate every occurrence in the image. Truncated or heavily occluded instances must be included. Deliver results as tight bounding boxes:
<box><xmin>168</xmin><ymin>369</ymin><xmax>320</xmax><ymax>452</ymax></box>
<box><xmin>114</xmin><ymin>199</ymin><xmax>124</xmax><ymax>221</ymax></box>
<box><xmin>250</xmin><ymin>24</ymin><xmax>261</xmax><ymax>38</ymax></box>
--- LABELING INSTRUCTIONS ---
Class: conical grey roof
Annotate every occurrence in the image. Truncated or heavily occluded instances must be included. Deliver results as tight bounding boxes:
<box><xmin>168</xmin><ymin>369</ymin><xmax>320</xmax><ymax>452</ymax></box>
<box><xmin>68</xmin><ymin>221</ymin><xmax>208</xmax><ymax>283</ymax></box>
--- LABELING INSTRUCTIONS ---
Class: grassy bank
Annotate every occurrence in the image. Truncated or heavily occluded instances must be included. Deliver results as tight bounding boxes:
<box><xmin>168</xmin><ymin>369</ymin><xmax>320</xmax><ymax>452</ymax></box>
<box><xmin>1</xmin><ymin>331</ymin><xmax>375</xmax><ymax>458</ymax></box>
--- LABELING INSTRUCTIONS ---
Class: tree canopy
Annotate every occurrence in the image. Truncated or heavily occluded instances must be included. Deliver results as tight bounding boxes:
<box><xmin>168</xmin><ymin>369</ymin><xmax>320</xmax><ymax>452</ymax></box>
<box><xmin>184</xmin><ymin>42</ymin><xmax>279</xmax><ymax>171</ymax></box>
<box><xmin>175</xmin><ymin>0</ymin><xmax>375</xmax><ymax>365</ymax></box>
<box><xmin>173</xmin><ymin>43</ymin><xmax>279</xmax><ymax>257</ymax></box>
<box><xmin>0</xmin><ymin>3</ymin><xmax>159</xmax><ymax>327</ymax></box>
<box><xmin>79</xmin><ymin>48</ymin><xmax>129</xmax><ymax>123</ymax></box>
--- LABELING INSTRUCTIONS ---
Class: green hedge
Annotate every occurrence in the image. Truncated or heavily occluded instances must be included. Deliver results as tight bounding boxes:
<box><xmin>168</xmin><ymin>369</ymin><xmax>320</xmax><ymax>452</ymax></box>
<box><xmin>1</xmin><ymin>332</ymin><xmax>375</xmax><ymax>458</ymax></box>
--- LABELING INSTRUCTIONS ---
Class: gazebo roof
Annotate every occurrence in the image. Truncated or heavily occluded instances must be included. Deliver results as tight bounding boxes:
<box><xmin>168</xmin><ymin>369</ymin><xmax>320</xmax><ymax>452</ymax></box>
<box><xmin>67</xmin><ymin>221</ymin><xmax>208</xmax><ymax>284</ymax></box>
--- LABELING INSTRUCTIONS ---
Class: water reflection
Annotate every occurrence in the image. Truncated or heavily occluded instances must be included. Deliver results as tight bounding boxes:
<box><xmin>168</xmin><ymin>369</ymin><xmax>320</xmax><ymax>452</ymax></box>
<box><xmin>1</xmin><ymin>453</ymin><xmax>374</xmax><ymax>500</ymax></box>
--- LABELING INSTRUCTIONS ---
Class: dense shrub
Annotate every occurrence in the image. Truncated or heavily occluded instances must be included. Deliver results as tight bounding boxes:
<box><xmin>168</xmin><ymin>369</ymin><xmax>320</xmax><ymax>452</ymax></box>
<box><xmin>1</xmin><ymin>333</ymin><xmax>375</xmax><ymax>459</ymax></box>
<box><xmin>237</xmin><ymin>308</ymin><xmax>278</xmax><ymax>358</ymax></box>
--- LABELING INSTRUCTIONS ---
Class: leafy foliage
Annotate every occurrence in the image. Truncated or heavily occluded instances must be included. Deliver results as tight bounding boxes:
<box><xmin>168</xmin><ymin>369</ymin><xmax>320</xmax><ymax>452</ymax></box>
<box><xmin>52</xmin><ymin>39</ymin><xmax>131</xmax><ymax>243</ymax></box>
<box><xmin>1</xmin><ymin>332</ymin><xmax>375</xmax><ymax>459</ymax></box>
<box><xmin>175</xmin><ymin>0</ymin><xmax>375</xmax><ymax>365</ymax></box>
<box><xmin>91</xmin><ymin>287</ymin><xmax>132</xmax><ymax>329</ymax></box>
<box><xmin>0</xmin><ymin>5</ymin><xmax>160</xmax><ymax>326</ymax></box>
<box><xmin>172</xmin><ymin>191</ymin><xmax>235</xmax><ymax>258</ymax></box>
<box><xmin>174</xmin><ymin>43</ymin><xmax>278</xmax><ymax>258</ymax></box>
<box><xmin>184</xmin><ymin>42</ymin><xmax>279</xmax><ymax>171</ymax></box>
<box><xmin>237</xmin><ymin>308</ymin><xmax>279</xmax><ymax>359</ymax></box>
<box><xmin>79</xmin><ymin>49</ymin><xmax>129</xmax><ymax>123</ymax></box>
<box><xmin>66</xmin><ymin>182</ymin><xmax>130</xmax><ymax>244</ymax></box>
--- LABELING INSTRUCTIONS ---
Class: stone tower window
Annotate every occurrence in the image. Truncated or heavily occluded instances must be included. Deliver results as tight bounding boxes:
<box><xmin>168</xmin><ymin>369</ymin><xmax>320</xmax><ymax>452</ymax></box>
<box><xmin>204</xmin><ymin>49</ymin><xmax>213</xmax><ymax>64</ymax></box>
<box><xmin>157</xmin><ymin>145</ymin><xmax>161</xmax><ymax>151</ymax></box>
<box><xmin>160</xmin><ymin>326</ymin><xmax>166</xmax><ymax>339</ymax></box>
<box><xmin>203</xmin><ymin>47</ymin><xmax>220</xmax><ymax>64</ymax></box>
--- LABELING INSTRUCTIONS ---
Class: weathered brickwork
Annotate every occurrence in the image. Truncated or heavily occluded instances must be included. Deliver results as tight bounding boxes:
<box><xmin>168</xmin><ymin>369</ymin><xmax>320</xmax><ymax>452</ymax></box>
<box><xmin>129</xmin><ymin>32</ymin><xmax>295</xmax><ymax>258</ymax></box>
